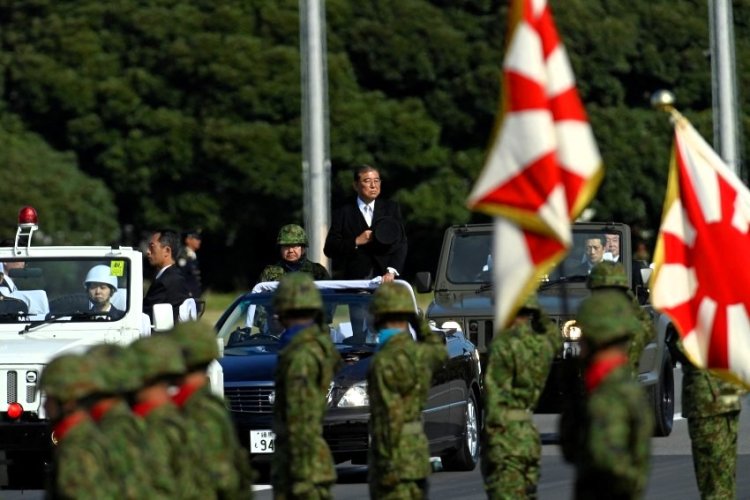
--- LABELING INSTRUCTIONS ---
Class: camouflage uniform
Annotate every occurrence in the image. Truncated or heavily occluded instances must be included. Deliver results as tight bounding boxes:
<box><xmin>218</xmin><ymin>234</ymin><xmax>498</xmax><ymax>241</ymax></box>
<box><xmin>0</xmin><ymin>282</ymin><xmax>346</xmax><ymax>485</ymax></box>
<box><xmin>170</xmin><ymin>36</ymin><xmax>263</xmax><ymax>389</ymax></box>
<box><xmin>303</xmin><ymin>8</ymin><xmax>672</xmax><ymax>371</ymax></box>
<box><xmin>87</xmin><ymin>344</ymin><xmax>153</xmax><ymax>499</ymax></box>
<box><xmin>130</xmin><ymin>335</ymin><xmax>203</xmax><ymax>499</ymax></box>
<box><xmin>259</xmin><ymin>224</ymin><xmax>330</xmax><ymax>282</ymax></box>
<box><xmin>481</xmin><ymin>295</ymin><xmax>560</xmax><ymax>499</ymax></box>
<box><xmin>681</xmin><ymin>351</ymin><xmax>744</xmax><ymax>499</ymax></box>
<box><xmin>271</xmin><ymin>273</ymin><xmax>343</xmax><ymax>499</ymax></box>
<box><xmin>41</xmin><ymin>354</ymin><xmax>116</xmax><ymax>500</ymax></box>
<box><xmin>588</xmin><ymin>262</ymin><xmax>654</xmax><ymax>373</ymax></box>
<box><xmin>560</xmin><ymin>291</ymin><xmax>653</xmax><ymax>499</ymax></box>
<box><xmin>367</xmin><ymin>282</ymin><xmax>447</xmax><ymax>500</ymax></box>
<box><xmin>172</xmin><ymin>321</ymin><xmax>255</xmax><ymax>499</ymax></box>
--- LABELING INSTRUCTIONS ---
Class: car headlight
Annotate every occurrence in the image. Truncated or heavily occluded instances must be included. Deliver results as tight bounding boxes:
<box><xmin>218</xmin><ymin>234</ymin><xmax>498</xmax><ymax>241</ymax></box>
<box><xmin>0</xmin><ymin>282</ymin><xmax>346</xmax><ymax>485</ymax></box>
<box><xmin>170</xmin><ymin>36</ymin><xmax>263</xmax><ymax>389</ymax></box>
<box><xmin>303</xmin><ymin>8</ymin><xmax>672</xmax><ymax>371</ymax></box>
<box><xmin>337</xmin><ymin>381</ymin><xmax>369</xmax><ymax>408</ymax></box>
<box><xmin>562</xmin><ymin>319</ymin><xmax>582</xmax><ymax>341</ymax></box>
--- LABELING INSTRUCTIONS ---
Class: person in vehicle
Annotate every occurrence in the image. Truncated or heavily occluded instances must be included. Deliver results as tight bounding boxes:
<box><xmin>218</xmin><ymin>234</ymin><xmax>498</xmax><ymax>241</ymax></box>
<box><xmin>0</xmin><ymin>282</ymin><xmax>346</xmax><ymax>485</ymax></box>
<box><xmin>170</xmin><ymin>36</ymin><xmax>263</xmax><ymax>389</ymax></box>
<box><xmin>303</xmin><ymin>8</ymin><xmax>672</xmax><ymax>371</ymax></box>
<box><xmin>324</xmin><ymin>164</ymin><xmax>407</xmax><ymax>282</ymax></box>
<box><xmin>578</xmin><ymin>235</ymin><xmax>606</xmax><ymax>274</ymax></box>
<box><xmin>258</xmin><ymin>224</ymin><xmax>330</xmax><ymax>283</ymax></box>
<box><xmin>143</xmin><ymin>229</ymin><xmax>191</xmax><ymax>322</ymax></box>
<box><xmin>85</xmin><ymin>265</ymin><xmax>125</xmax><ymax>320</ymax></box>
<box><xmin>605</xmin><ymin>233</ymin><xmax>621</xmax><ymax>262</ymax></box>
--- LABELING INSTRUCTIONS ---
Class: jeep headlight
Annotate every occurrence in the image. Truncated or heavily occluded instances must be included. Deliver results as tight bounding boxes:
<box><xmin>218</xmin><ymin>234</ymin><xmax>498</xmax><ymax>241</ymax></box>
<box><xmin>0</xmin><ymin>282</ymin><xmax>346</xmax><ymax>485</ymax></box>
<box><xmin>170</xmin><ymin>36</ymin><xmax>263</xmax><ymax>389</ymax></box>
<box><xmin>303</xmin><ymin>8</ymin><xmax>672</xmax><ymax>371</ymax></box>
<box><xmin>562</xmin><ymin>320</ymin><xmax>582</xmax><ymax>341</ymax></box>
<box><xmin>337</xmin><ymin>381</ymin><xmax>369</xmax><ymax>408</ymax></box>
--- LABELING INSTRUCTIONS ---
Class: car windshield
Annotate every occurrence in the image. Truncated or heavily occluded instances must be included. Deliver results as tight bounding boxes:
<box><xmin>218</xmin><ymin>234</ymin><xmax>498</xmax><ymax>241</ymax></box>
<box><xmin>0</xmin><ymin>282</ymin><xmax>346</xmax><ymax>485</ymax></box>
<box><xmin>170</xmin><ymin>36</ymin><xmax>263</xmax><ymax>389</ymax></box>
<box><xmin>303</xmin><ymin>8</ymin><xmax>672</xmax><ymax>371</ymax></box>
<box><xmin>0</xmin><ymin>257</ymin><xmax>131</xmax><ymax>323</ymax></box>
<box><xmin>445</xmin><ymin>228</ymin><xmax>624</xmax><ymax>284</ymax></box>
<box><xmin>217</xmin><ymin>290</ymin><xmax>379</xmax><ymax>347</ymax></box>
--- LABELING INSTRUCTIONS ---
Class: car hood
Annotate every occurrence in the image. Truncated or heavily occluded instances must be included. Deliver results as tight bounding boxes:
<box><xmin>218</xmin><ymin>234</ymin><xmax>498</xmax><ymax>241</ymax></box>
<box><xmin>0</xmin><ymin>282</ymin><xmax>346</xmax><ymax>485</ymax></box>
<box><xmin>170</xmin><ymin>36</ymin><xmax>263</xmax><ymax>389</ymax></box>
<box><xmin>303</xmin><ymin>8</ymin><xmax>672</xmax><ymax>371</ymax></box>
<box><xmin>219</xmin><ymin>344</ymin><xmax>377</xmax><ymax>386</ymax></box>
<box><xmin>220</xmin><ymin>346</ymin><xmax>281</xmax><ymax>383</ymax></box>
<box><xmin>0</xmin><ymin>336</ymin><xmax>90</xmax><ymax>364</ymax></box>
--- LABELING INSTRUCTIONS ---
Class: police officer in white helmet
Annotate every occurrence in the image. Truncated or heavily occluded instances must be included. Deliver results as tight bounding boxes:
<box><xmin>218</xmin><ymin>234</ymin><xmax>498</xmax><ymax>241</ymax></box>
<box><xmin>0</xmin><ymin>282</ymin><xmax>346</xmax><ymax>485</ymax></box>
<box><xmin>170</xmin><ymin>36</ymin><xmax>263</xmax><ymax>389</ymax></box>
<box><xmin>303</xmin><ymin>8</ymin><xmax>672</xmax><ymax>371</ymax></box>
<box><xmin>84</xmin><ymin>265</ymin><xmax>124</xmax><ymax>320</ymax></box>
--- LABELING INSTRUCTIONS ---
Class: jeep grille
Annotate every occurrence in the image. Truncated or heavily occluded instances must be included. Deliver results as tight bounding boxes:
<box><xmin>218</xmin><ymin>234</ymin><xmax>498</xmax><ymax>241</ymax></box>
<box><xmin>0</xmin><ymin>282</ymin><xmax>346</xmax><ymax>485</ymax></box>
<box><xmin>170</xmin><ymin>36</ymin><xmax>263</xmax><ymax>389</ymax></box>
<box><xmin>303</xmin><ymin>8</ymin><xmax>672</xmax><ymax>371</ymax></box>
<box><xmin>6</xmin><ymin>370</ymin><xmax>17</xmax><ymax>403</ymax></box>
<box><xmin>225</xmin><ymin>386</ymin><xmax>274</xmax><ymax>414</ymax></box>
<box><xmin>3</xmin><ymin>369</ymin><xmax>40</xmax><ymax>407</ymax></box>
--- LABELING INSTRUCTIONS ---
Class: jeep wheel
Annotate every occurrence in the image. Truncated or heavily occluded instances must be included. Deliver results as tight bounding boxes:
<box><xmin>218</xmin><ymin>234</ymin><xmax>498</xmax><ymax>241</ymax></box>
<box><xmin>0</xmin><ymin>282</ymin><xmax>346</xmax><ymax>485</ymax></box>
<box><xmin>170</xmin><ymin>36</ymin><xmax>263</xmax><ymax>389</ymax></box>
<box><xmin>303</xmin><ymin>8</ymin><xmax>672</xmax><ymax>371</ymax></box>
<box><xmin>441</xmin><ymin>390</ymin><xmax>480</xmax><ymax>471</ymax></box>
<box><xmin>651</xmin><ymin>349</ymin><xmax>675</xmax><ymax>437</ymax></box>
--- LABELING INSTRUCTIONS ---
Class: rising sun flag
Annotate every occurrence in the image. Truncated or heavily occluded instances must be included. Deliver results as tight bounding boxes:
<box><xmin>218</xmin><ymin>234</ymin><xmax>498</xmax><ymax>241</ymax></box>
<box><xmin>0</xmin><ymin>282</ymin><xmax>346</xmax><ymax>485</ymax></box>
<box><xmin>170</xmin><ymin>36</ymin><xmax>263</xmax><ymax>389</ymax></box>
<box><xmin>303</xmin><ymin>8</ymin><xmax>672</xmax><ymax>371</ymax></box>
<box><xmin>652</xmin><ymin>114</ymin><xmax>750</xmax><ymax>388</ymax></box>
<box><xmin>467</xmin><ymin>0</ymin><xmax>603</xmax><ymax>327</ymax></box>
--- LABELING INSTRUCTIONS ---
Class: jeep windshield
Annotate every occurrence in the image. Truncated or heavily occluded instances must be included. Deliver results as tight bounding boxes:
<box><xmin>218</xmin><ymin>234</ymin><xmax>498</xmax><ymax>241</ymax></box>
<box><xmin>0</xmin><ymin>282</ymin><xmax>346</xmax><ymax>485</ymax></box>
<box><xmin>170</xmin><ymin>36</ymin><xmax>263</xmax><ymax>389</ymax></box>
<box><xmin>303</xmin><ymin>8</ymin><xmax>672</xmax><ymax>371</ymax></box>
<box><xmin>0</xmin><ymin>257</ymin><xmax>132</xmax><ymax>323</ymax></box>
<box><xmin>217</xmin><ymin>290</ymin><xmax>380</xmax><ymax>349</ymax></box>
<box><xmin>445</xmin><ymin>227</ymin><xmax>624</xmax><ymax>284</ymax></box>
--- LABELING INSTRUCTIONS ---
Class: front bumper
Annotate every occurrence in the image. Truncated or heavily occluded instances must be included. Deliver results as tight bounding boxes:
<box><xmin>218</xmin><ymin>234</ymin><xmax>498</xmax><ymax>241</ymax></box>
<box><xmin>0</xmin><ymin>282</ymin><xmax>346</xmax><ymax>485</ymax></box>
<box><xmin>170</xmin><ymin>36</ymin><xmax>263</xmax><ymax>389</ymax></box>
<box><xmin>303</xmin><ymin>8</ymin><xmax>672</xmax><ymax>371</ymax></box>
<box><xmin>0</xmin><ymin>419</ymin><xmax>51</xmax><ymax>452</ymax></box>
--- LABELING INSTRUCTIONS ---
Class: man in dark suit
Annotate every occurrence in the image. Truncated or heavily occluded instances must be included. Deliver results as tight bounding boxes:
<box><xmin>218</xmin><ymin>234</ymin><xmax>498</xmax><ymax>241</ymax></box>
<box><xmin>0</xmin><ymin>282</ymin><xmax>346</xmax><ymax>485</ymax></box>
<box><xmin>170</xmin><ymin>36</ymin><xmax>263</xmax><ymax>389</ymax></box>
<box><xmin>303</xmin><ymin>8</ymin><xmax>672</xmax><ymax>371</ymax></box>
<box><xmin>324</xmin><ymin>165</ymin><xmax>407</xmax><ymax>281</ymax></box>
<box><xmin>576</xmin><ymin>234</ymin><xmax>607</xmax><ymax>275</ymax></box>
<box><xmin>143</xmin><ymin>229</ymin><xmax>191</xmax><ymax>321</ymax></box>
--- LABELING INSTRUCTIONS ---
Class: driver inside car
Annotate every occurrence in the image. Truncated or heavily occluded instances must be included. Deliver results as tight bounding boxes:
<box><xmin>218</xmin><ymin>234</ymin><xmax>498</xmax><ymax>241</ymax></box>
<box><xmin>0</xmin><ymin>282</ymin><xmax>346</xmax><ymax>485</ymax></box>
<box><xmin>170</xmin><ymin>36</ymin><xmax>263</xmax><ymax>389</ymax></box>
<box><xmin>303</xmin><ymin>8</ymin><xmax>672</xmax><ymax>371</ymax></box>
<box><xmin>84</xmin><ymin>265</ymin><xmax>125</xmax><ymax>320</ymax></box>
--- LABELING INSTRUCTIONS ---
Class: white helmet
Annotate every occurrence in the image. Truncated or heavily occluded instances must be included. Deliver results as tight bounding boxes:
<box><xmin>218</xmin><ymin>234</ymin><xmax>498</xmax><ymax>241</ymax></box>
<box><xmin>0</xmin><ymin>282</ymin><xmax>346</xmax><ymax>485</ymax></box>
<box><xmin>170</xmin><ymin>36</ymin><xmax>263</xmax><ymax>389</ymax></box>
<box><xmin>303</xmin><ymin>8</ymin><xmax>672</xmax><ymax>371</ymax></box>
<box><xmin>84</xmin><ymin>265</ymin><xmax>118</xmax><ymax>292</ymax></box>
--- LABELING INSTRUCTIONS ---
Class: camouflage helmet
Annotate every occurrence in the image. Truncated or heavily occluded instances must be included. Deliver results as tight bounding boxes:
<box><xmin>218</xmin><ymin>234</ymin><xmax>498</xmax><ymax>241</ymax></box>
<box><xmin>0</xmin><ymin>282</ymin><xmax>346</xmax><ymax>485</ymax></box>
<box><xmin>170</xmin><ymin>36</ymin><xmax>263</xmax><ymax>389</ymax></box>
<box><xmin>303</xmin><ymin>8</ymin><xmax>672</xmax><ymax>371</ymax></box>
<box><xmin>577</xmin><ymin>290</ymin><xmax>639</xmax><ymax>350</ymax></box>
<box><xmin>87</xmin><ymin>343</ymin><xmax>141</xmax><ymax>394</ymax></box>
<box><xmin>41</xmin><ymin>353</ymin><xmax>103</xmax><ymax>403</ymax></box>
<box><xmin>588</xmin><ymin>261</ymin><xmax>629</xmax><ymax>290</ymax></box>
<box><xmin>518</xmin><ymin>293</ymin><xmax>541</xmax><ymax>315</ymax></box>
<box><xmin>369</xmin><ymin>282</ymin><xmax>415</xmax><ymax>316</ymax></box>
<box><xmin>272</xmin><ymin>272</ymin><xmax>323</xmax><ymax>314</ymax></box>
<box><xmin>277</xmin><ymin>224</ymin><xmax>308</xmax><ymax>246</ymax></box>
<box><xmin>129</xmin><ymin>335</ymin><xmax>186</xmax><ymax>384</ymax></box>
<box><xmin>170</xmin><ymin>321</ymin><xmax>219</xmax><ymax>368</ymax></box>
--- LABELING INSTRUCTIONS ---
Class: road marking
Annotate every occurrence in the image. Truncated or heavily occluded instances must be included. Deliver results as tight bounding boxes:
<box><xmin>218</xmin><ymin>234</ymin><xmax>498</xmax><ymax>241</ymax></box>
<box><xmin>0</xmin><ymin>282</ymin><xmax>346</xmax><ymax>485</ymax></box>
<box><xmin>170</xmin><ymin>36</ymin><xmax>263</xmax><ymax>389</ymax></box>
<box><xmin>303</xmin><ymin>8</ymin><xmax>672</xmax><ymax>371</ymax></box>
<box><xmin>253</xmin><ymin>485</ymin><xmax>272</xmax><ymax>491</ymax></box>
<box><xmin>673</xmin><ymin>412</ymin><xmax>684</xmax><ymax>421</ymax></box>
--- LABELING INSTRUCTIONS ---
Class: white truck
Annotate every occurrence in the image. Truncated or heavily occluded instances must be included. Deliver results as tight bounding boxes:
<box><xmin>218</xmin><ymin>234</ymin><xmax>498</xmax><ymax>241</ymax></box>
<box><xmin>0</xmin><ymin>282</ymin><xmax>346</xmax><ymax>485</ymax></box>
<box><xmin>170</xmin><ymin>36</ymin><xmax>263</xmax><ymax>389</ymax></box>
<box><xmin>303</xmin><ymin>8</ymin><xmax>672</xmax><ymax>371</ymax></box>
<box><xmin>0</xmin><ymin>207</ymin><xmax>179</xmax><ymax>488</ymax></box>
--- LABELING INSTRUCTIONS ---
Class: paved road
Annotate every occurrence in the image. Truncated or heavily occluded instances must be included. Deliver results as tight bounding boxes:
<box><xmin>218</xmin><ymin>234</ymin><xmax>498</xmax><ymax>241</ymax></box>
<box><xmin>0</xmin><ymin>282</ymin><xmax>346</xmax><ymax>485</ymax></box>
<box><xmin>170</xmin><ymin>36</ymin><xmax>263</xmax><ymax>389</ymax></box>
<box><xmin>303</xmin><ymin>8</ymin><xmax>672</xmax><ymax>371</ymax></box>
<box><xmin>5</xmin><ymin>366</ymin><xmax>750</xmax><ymax>499</ymax></box>
<box><xmin>253</xmin><ymin>365</ymin><xmax>750</xmax><ymax>500</ymax></box>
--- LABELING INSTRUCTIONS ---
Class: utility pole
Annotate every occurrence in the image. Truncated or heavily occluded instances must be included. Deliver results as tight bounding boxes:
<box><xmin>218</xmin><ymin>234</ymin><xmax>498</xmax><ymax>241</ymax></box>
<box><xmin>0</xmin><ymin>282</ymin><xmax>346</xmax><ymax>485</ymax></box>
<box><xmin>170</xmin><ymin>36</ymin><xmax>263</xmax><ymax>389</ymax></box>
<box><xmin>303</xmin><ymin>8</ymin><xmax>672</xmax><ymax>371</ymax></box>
<box><xmin>300</xmin><ymin>0</ymin><xmax>330</xmax><ymax>265</ymax></box>
<box><xmin>709</xmin><ymin>0</ymin><xmax>741</xmax><ymax>176</ymax></box>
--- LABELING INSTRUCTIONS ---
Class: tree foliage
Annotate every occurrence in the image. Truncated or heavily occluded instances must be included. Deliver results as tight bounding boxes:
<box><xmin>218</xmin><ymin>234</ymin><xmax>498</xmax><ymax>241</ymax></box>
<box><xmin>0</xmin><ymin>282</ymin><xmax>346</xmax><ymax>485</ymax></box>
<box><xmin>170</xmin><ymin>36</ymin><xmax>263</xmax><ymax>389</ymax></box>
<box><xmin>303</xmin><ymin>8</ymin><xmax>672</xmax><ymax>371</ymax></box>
<box><xmin>0</xmin><ymin>0</ymin><xmax>746</xmax><ymax>288</ymax></box>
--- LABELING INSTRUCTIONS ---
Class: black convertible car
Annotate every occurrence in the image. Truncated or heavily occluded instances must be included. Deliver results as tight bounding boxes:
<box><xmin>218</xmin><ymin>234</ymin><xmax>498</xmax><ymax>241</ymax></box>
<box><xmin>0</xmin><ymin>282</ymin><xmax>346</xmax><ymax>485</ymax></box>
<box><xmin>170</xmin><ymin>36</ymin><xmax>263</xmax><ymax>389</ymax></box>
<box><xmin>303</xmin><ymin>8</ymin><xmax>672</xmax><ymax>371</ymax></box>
<box><xmin>216</xmin><ymin>279</ymin><xmax>483</xmax><ymax>471</ymax></box>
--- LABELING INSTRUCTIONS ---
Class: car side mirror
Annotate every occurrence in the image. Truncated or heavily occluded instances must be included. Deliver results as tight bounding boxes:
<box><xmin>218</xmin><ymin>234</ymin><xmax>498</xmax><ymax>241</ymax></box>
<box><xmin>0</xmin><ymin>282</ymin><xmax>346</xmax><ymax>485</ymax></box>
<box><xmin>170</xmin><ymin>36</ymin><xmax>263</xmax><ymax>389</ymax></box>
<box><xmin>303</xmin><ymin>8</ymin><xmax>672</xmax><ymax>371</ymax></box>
<box><xmin>415</xmin><ymin>272</ymin><xmax>432</xmax><ymax>293</ymax></box>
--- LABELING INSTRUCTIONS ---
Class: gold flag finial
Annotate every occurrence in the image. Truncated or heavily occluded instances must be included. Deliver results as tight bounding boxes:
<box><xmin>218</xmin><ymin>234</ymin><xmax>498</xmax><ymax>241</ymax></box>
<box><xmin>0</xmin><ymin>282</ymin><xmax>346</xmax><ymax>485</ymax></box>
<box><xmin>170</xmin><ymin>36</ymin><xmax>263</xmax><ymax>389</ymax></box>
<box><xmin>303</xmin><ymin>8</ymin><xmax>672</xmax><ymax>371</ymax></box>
<box><xmin>650</xmin><ymin>89</ymin><xmax>684</xmax><ymax>123</ymax></box>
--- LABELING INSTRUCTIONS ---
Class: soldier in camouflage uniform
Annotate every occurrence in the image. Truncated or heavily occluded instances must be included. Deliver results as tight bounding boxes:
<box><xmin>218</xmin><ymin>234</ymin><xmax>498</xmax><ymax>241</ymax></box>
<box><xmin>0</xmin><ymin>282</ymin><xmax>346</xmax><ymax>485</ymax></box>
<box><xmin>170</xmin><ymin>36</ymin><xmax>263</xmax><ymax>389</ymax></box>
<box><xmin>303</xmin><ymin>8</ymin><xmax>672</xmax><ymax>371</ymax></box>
<box><xmin>271</xmin><ymin>272</ymin><xmax>343</xmax><ymax>499</ymax></box>
<box><xmin>129</xmin><ymin>335</ymin><xmax>202</xmax><ymax>499</ymax></box>
<box><xmin>86</xmin><ymin>343</ymin><xmax>153</xmax><ymax>499</ymax></box>
<box><xmin>588</xmin><ymin>261</ymin><xmax>654</xmax><ymax>373</ymax></box>
<box><xmin>679</xmin><ymin>344</ymin><xmax>745</xmax><ymax>499</ymax></box>
<box><xmin>259</xmin><ymin>224</ymin><xmax>330</xmax><ymax>282</ymax></box>
<box><xmin>41</xmin><ymin>353</ymin><xmax>116</xmax><ymax>499</ymax></box>
<box><xmin>481</xmin><ymin>294</ymin><xmax>560</xmax><ymax>499</ymax></box>
<box><xmin>171</xmin><ymin>321</ymin><xmax>255</xmax><ymax>499</ymax></box>
<box><xmin>367</xmin><ymin>282</ymin><xmax>447</xmax><ymax>499</ymax></box>
<box><xmin>560</xmin><ymin>290</ymin><xmax>653</xmax><ymax>499</ymax></box>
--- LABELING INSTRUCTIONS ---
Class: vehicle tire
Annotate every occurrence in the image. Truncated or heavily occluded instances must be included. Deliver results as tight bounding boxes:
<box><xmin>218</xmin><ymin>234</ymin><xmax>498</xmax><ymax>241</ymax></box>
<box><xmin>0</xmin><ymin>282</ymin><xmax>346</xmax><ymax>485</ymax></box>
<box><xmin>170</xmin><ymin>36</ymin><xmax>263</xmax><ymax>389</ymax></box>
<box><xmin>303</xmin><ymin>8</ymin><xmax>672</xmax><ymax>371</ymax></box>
<box><xmin>441</xmin><ymin>390</ymin><xmax>480</xmax><ymax>471</ymax></box>
<box><xmin>650</xmin><ymin>349</ymin><xmax>675</xmax><ymax>437</ymax></box>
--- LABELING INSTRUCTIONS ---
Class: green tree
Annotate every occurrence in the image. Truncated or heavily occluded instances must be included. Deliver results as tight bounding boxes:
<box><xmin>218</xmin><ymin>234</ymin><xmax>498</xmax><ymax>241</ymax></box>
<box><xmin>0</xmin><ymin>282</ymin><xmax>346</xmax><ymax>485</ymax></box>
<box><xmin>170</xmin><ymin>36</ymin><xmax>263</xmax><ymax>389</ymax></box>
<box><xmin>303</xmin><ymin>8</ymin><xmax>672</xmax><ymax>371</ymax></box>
<box><xmin>0</xmin><ymin>113</ymin><xmax>119</xmax><ymax>244</ymax></box>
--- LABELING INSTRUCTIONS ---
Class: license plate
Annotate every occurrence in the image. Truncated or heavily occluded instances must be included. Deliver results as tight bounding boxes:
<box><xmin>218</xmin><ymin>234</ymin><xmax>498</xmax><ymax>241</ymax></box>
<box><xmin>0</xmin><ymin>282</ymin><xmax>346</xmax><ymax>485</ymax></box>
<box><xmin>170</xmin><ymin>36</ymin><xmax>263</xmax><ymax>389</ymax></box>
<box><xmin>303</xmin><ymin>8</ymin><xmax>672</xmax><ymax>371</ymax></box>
<box><xmin>250</xmin><ymin>430</ymin><xmax>276</xmax><ymax>454</ymax></box>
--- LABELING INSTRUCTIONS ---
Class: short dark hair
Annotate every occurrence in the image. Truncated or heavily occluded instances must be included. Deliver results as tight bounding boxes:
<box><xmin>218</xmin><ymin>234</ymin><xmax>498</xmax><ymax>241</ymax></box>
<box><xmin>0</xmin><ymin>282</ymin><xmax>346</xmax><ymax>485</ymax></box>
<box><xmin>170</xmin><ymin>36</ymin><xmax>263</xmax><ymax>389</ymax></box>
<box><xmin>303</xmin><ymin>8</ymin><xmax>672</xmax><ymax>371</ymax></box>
<box><xmin>352</xmin><ymin>164</ymin><xmax>379</xmax><ymax>182</ymax></box>
<box><xmin>155</xmin><ymin>229</ymin><xmax>182</xmax><ymax>257</ymax></box>
<box><xmin>586</xmin><ymin>234</ymin><xmax>606</xmax><ymax>247</ymax></box>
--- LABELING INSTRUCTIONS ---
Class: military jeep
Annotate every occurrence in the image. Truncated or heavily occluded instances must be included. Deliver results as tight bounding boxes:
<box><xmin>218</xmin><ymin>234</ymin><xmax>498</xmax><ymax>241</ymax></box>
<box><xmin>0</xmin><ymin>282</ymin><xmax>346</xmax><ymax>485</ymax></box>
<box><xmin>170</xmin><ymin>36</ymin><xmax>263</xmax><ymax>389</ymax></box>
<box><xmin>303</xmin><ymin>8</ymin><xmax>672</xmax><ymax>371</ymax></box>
<box><xmin>416</xmin><ymin>222</ymin><xmax>676</xmax><ymax>436</ymax></box>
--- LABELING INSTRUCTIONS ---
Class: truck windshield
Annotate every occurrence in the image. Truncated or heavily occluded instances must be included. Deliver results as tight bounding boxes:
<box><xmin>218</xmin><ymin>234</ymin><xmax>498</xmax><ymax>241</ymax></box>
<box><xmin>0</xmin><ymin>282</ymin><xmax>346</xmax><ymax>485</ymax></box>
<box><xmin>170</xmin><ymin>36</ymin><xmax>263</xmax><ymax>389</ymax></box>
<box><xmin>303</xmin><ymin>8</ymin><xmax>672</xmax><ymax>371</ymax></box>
<box><xmin>0</xmin><ymin>258</ymin><xmax>131</xmax><ymax>323</ymax></box>
<box><xmin>445</xmin><ymin>228</ymin><xmax>624</xmax><ymax>284</ymax></box>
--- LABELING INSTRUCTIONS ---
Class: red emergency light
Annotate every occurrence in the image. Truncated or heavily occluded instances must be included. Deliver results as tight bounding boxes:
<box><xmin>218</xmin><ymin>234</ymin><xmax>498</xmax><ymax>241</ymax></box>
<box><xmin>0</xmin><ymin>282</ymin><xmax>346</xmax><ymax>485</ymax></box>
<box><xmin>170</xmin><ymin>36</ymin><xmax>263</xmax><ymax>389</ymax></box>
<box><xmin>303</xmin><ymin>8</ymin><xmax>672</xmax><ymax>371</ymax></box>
<box><xmin>18</xmin><ymin>206</ymin><xmax>38</xmax><ymax>227</ymax></box>
<box><xmin>7</xmin><ymin>402</ymin><xmax>23</xmax><ymax>420</ymax></box>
